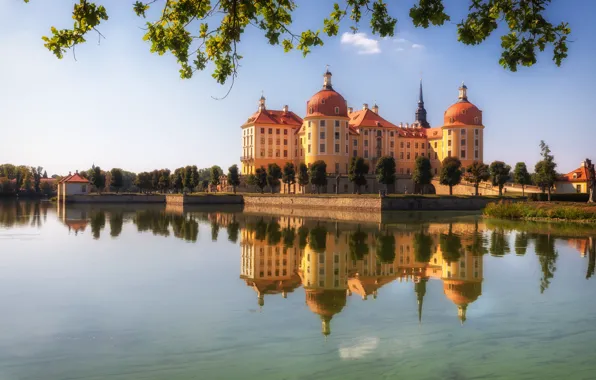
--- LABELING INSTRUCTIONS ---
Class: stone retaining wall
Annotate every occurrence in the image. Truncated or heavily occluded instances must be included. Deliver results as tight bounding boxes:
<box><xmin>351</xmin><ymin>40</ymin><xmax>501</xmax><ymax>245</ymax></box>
<box><xmin>243</xmin><ymin>195</ymin><xmax>382</xmax><ymax>211</ymax></box>
<box><xmin>66</xmin><ymin>195</ymin><xmax>165</xmax><ymax>203</ymax></box>
<box><xmin>166</xmin><ymin>194</ymin><xmax>243</xmax><ymax>205</ymax></box>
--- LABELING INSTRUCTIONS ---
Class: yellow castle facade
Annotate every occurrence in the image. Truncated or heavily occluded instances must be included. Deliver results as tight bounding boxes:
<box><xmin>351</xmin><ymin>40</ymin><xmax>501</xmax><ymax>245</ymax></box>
<box><xmin>240</xmin><ymin>70</ymin><xmax>485</xmax><ymax>182</ymax></box>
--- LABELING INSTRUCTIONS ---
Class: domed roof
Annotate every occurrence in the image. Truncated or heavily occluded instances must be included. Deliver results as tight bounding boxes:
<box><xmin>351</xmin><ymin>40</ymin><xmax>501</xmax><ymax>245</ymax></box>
<box><xmin>443</xmin><ymin>280</ymin><xmax>482</xmax><ymax>306</ymax></box>
<box><xmin>305</xmin><ymin>289</ymin><xmax>347</xmax><ymax>318</ymax></box>
<box><xmin>443</xmin><ymin>83</ymin><xmax>482</xmax><ymax>126</ymax></box>
<box><xmin>305</xmin><ymin>70</ymin><xmax>348</xmax><ymax>118</ymax></box>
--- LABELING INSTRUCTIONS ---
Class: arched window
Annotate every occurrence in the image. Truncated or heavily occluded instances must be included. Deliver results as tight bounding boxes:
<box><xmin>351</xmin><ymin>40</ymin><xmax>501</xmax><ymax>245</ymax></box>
<box><xmin>321</xmin><ymin>99</ymin><xmax>326</xmax><ymax>104</ymax></box>
<box><xmin>462</xmin><ymin>109</ymin><xmax>467</xmax><ymax>115</ymax></box>
<box><xmin>474</xmin><ymin>116</ymin><xmax>479</xmax><ymax>124</ymax></box>
<box><xmin>449</xmin><ymin>117</ymin><xmax>454</xmax><ymax>123</ymax></box>
<box><xmin>334</xmin><ymin>107</ymin><xmax>339</xmax><ymax>114</ymax></box>
<box><xmin>309</xmin><ymin>107</ymin><xmax>313</xmax><ymax>114</ymax></box>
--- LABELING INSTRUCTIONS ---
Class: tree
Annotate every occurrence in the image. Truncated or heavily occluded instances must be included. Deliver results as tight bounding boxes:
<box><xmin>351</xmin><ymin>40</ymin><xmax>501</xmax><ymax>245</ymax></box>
<box><xmin>210</xmin><ymin>165</ymin><xmax>223</xmax><ymax>191</ymax></box>
<box><xmin>183</xmin><ymin>166</ymin><xmax>193</xmax><ymax>192</ymax></box>
<box><xmin>282</xmin><ymin>162</ymin><xmax>296</xmax><ymax>193</ymax></box>
<box><xmin>348</xmin><ymin>157</ymin><xmax>368</xmax><ymax>194</ymax></box>
<box><xmin>297</xmin><ymin>162</ymin><xmax>309</xmax><ymax>193</ymax></box>
<box><xmin>513</xmin><ymin>162</ymin><xmax>532</xmax><ymax>196</ymax></box>
<box><xmin>266</xmin><ymin>163</ymin><xmax>282</xmax><ymax>193</ymax></box>
<box><xmin>254</xmin><ymin>166</ymin><xmax>268</xmax><ymax>194</ymax></box>
<box><xmin>309</xmin><ymin>160</ymin><xmax>327</xmax><ymax>193</ymax></box>
<box><xmin>135</xmin><ymin>172</ymin><xmax>152</xmax><ymax>193</ymax></box>
<box><xmin>15</xmin><ymin>170</ymin><xmax>23</xmax><ymax>192</ymax></box>
<box><xmin>412</xmin><ymin>156</ymin><xmax>432</xmax><ymax>194</ymax></box>
<box><xmin>586</xmin><ymin>159</ymin><xmax>595</xmax><ymax>203</ymax></box>
<box><xmin>534</xmin><ymin>140</ymin><xmax>558</xmax><ymax>201</ymax></box>
<box><xmin>439</xmin><ymin>157</ymin><xmax>462</xmax><ymax>195</ymax></box>
<box><xmin>489</xmin><ymin>161</ymin><xmax>511</xmax><ymax>196</ymax></box>
<box><xmin>31</xmin><ymin>166</ymin><xmax>43</xmax><ymax>193</ymax></box>
<box><xmin>110</xmin><ymin>168</ymin><xmax>123</xmax><ymax>193</ymax></box>
<box><xmin>29</xmin><ymin>0</ymin><xmax>570</xmax><ymax>90</ymax></box>
<box><xmin>191</xmin><ymin>165</ymin><xmax>200</xmax><ymax>191</ymax></box>
<box><xmin>227</xmin><ymin>164</ymin><xmax>241</xmax><ymax>194</ymax></box>
<box><xmin>465</xmin><ymin>161</ymin><xmax>490</xmax><ymax>196</ymax></box>
<box><xmin>375</xmin><ymin>156</ymin><xmax>396</xmax><ymax>192</ymax></box>
<box><xmin>158</xmin><ymin>169</ymin><xmax>171</xmax><ymax>192</ymax></box>
<box><xmin>171</xmin><ymin>168</ymin><xmax>184</xmax><ymax>193</ymax></box>
<box><xmin>89</xmin><ymin>165</ymin><xmax>105</xmax><ymax>194</ymax></box>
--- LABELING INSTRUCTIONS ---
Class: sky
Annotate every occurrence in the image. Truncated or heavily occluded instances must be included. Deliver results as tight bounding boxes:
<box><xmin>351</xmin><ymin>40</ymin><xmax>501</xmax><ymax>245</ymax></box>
<box><xmin>1</xmin><ymin>0</ymin><xmax>595</xmax><ymax>176</ymax></box>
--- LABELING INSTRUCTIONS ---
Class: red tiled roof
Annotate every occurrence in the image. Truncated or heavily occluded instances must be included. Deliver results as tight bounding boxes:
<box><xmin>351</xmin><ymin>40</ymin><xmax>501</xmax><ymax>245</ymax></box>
<box><xmin>306</xmin><ymin>89</ymin><xmax>348</xmax><ymax>118</ymax></box>
<box><xmin>559</xmin><ymin>166</ymin><xmax>589</xmax><ymax>183</ymax></box>
<box><xmin>243</xmin><ymin>109</ymin><xmax>303</xmax><ymax>127</ymax></box>
<box><xmin>348</xmin><ymin>109</ymin><xmax>399</xmax><ymax>129</ymax></box>
<box><xmin>60</xmin><ymin>173</ymin><xmax>89</xmax><ymax>184</ymax></box>
<box><xmin>444</xmin><ymin>101</ymin><xmax>482</xmax><ymax>126</ymax></box>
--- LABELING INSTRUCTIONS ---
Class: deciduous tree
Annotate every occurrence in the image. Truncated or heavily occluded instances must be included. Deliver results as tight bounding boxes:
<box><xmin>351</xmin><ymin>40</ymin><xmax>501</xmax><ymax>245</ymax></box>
<box><xmin>465</xmin><ymin>161</ymin><xmax>490</xmax><ymax>196</ymax></box>
<box><xmin>210</xmin><ymin>165</ymin><xmax>223</xmax><ymax>192</ymax></box>
<box><xmin>534</xmin><ymin>140</ymin><xmax>558</xmax><ymax>201</ymax></box>
<box><xmin>27</xmin><ymin>0</ymin><xmax>570</xmax><ymax>91</ymax></box>
<box><xmin>110</xmin><ymin>168</ymin><xmax>124</xmax><ymax>193</ymax></box>
<box><xmin>282</xmin><ymin>162</ymin><xmax>296</xmax><ymax>193</ymax></box>
<box><xmin>266</xmin><ymin>163</ymin><xmax>282</xmax><ymax>193</ymax></box>
<box><xmin>412</xmin><ymin>156</ymin><xmax>432</xmax><ymax>194</ymax></box>
<box><xmin>227</xmin><ymin>164</ymin><xmax>240</xmax><ymax>194</ymax></box>
<box><xmin>439</xmin><ymin>157</ymin><xmax>462</xmax><ymax>195</ymax></box>
<box><xmin>297</xmin><ymin>162</ymin><xmax>309</xmax><ymax>193</ymax></box>
<box><xmin>89</xmin><ymin>165</ymin><xmax>106</xmax><ymax>194</ymax></box>
<box><xmin>513</xmin><ymin>162</ymin><xmax>532</xmax><ymax>196</ymax></box>
<box><xmin>309</xmin><ymin>160</ymin><xmax>327</xmax><ymax>194</ymax></box>
<box><xmin>348</xmin><ymin>157</ymin><xmax>368</xmax><ymax>194</ymax></box>
<box><xmin>489</xmin><ymin>161</ymin><xmax>511</xmax><ymax>196</ymax></box>
<box><xmin>254</xmin><ymin>166</ymin><xmax>268</xmax><ymax>194</ymax></box>
<box><xmin>375</xmin><ymin>156</ymin><xmax>396</xmax><ymax>192</ymax></box>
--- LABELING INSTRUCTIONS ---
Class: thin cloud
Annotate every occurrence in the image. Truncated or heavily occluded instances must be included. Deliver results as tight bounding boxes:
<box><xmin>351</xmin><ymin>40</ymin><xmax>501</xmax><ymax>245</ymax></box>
<box><xmin>412</xmin><ymin>43</ymin><xmax>425</xmax><ymax>49</ymax></box>
<box><xmin>341</xmin><ymin>32</ymin><xmax>381</xmax><ymax>55</ymax></box>
<box><xmin>394</xmin><ymin>38</ymin><xmax>410</xmax><ymax>44</ymax></box>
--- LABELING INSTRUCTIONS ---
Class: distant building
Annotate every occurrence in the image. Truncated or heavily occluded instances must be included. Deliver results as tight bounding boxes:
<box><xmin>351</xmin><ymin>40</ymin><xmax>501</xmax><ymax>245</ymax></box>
<box><xmin>555</xmin><ymin>160</ymin><xmax>591</xmax><ymax>193</ymax></box>
<box><xmin>240</xmin><ymin>70</ymin><xmax>485</xmax><ymax>192</ymax></box>
<box><xmin>57</xmin><ymin>171</ymin><xmax>89</xmax><ymax>202</ymax></box>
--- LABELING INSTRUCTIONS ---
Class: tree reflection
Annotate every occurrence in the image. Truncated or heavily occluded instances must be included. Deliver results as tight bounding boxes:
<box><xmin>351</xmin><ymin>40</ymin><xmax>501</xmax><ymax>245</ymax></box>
<box><xmin>109</xmin><ymin>212</ymin><xmax>123</xmax><ymax>237</ymax></box>
<box><xmin>376</xmin><ymin>232</ymin><xmax>396</xmax><ymax>264</ymax></box>
<box><xmin>254</xmin><ymin>218</ymin><xmax>267</xmax><ymax>242</ymax></box>
<box><xmin>298</xmin><ymin>225</ymin><xmax>309</xmax><ymax>250</ymax></box>
<box><xmin>349</xmin><ymin>227</ymin><xmax>368</xmax><ymax>261</ymax></box>
<box><xmin>587</xmin><ymin>237</ymin><xmax>595</xmax><ymax>280</ymax></box>
<box><xmin>266</xmin><ymin>220</ymin><xmax>281</xmax><ymax>245</ymax></box>
<box><xmin>226</xmin><ymin>219</ymin><xmax>240</xmax><ymax>243</ymax></box>
<box><xmin>514</xmin><ymin>232</ymin><xmax>529</xmax><ymax>256</ymax></box>
<box><xmin>134</xmin><ymin>210</ymin><xmax>171</xmax><ymax>237</ymax></box>
<box><xmin>309</xmin><ymin>225</ymin><xmax>327</xmax><ymax>254</ymax></box>
<box><xmin>211</xmin><ymin>220</ymin><xmax>220</xmax><ymax>242</ymax></box>
<box><xmin>489</xmin><ymin>229</ymin><xmax>511</xmax><ymax>257</ymax></box>
<box><xmin>413</xmin><ymin>230</ymin><xmax>433</xmax><ymax>263</ymax></box>
<box><xmin>90</xmin><ymin>211</ymin><xmax>106</xmax><ymax>240</ymax></box>
<box><xmin>533</xmin><ymin>234</ymin><xmax>558</xmax><ymax>294</ymax></box>
<box><xmin>440</xmin><ymin>224</ymin><xmax>462</xmax><ymax>264</ymax></box>
<box><xmin>282</xmin><ymin>226</ymin><xmax>295</xmax><ymax>248</ymax></box>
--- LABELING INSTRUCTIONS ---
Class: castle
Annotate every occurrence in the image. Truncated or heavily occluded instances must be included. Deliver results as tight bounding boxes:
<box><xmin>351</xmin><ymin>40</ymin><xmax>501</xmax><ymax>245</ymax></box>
<box><xmin>240</xmin><ymin>69</ymin><xmax>485</xmax><ymax>192</ymax></box>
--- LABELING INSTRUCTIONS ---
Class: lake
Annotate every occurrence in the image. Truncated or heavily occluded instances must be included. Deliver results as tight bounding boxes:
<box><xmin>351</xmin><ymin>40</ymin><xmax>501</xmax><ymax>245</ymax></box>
<box><xmin>0</xmin><ymin>201</ymin><xmax>595</xmax><ymax>380</ymax></box>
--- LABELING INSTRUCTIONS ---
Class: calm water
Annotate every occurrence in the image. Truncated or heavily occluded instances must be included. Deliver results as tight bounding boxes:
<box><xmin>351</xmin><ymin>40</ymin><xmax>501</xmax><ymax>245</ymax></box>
<box><xmin>1</xmin><ymin>201</ymin><xmax>595</xmax><ymax>380</ymax></box>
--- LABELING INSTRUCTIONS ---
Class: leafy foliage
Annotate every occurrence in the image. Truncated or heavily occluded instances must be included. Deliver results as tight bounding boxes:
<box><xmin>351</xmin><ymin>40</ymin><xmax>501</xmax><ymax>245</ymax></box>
<box><xmin>25</xmin><ymin>0</ymin><xmax>569</xmax><ymax>90</ymax></box>
<box><xmin>376</xmin><ymin>233</ymin><xmax>396</xmax><ymax>263</ymax></box>
<box><xmin>412</xmin><ymin>156</ymin><xmax>432</xmax><ymax>193</ymax></box>
<box><xmin>227</xmin><ymin>164</ymin><xmax>241</xmax><ymax>193</ymax></box>
<box><xmin>489</xmin><ymin>161</ymin><xmax>511</xmax><ymax>196</ymax></box>
<box><xmin>413</xmin><ymin>230</ymin><xmax>433</xmax><ymax>263</ymax></box>
<box><xmin>297</xmin><ymin>162</ymin><xmax>309</xmax><ymax>191</ymax></box>
<box><xmin>309</xmin><ymin>160</ymin><xmax>327</xmax><ymax>193</ymax></box>
<box><xmin>282</xmin><ymin>162</ymin><xmax>296</xmax><ymax>193</ymax></box>
<box><xmin>348</xmin><ymin>157</ymin><xmax>369</xmax><ymax>194</ymax></box>
<box><xmin>89</xmin><ymin>165</ymin><xmax>106</xmax><ymax>193</ymax></box>
<box><xmin>110</xmin><ymin>168</ymin><xmax>123</xmax><ymax>193</ymax></box>
<box><xmin>254</xmin><ymin>166</ymin><xmax>268</xmax><ymax>193</ymax></box>
<box><xmin>439</xmin><ymin>157</ymin><xmax>462</xmax><ymax>195</ymax></box>
<box><xmin>513</xmin><ymin>162</ymin><xmax>532</xmax><ymax>196</ymax></box>
<box><xmin>465</xmin><ymin>161</ymin><xmax>490</xmax><ymax>196</ymax></box>
<box><xmin>348</xmin><ymin>228</ymin><xmax>369</xmax><ymax>260</ymax></box>
<box><xmin>375</xmin><ymin>156</ymin><xmax>396</xmax><ymax>186</ymax></box>
<box><xmin>533</xmin><ymin>140</ymin><xmax>558</xmax><ymax>200</ymax></box>
<box><xmin>267</xmin><ymin>163</ymin><xmax>282</xmax><ymax>193</ymax></box>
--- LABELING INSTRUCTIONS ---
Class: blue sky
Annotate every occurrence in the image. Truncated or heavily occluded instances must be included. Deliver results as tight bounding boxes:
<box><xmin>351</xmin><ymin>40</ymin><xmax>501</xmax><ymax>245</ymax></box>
<box><xmin>1</xmin><ymin>0</ymin><xmax>594</xmax><ymax>176</ymax></box>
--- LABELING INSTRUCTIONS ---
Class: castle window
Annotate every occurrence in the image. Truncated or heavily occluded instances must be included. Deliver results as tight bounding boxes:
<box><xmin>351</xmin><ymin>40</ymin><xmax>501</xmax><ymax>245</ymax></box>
<box><xmin>448</xmin><ymin>140</ymin><xmax>452</xmax><ymax>147</ymax></box>
<box><xmin>461</xmin><ymin>150</ymin><xmax>466</xmax><ymax>158</ymax></box>
<box><xmin>390</xmin><ymin>152</ymin><xmax>394</xmax><ymax>158</ymax></box>
<box><xmin>320</xmin><ymin>144</ymin><xmax>325</xmax><ymax>153</ymax></box>
<box><xmin>448</xmin><ymin>129</ymin><xmax>452</xmax><ymax>136</ymax></box>
<box><xmin>334</xmin><ymin>107</ymin><xmax>339</xmax><ymax>114</ymax></box>
<box><xmin>462</xmin><ymin>109</ymin><xmax>467</xmax><ymax>115</ymax></box>
<box><xmin>308</xmin><ymin>133</ymin><xmax>311</xmax><ymax>140</ymax></box>
<box><xmin>353</xmin><ymin>150</ymin><xmax>358</xmax><ymax>157</ymax></box>
<box><xmin>449</xmin><ymin>117</ymin><xmax>454</xmax><ymax>123</ymax></box>
<box><xmin>284</xmin><ymin>129</ymin><xmax>288</xmax><ymax>135</ymax></box>
<box><xmin>415</xmin><ymin>142</ymin><xmax>419</xmax><ymax>149</ymax></box>
<box><xmin>377</xmin><ymin>131</ymin><xmax>382</xmax><ymax>137</ymax></box>
<box><xmin>261</xmin><ymin>128</ymin><xmax>265</xmax><ymax>133</ymax></box>
<box><xmin>320</xmin><ymin>131</ymin><xmax>326</xmax><ymax>139</ymax></box>
<box><xmin>474</xmin><ymin>117</ymin><xmax>479</xmax><ymax>124</ymax></box>
<box><xmin>390</xmin><ymin>141</ymin><xmax>394</xmax><ymax>148</ymax></box>
<box><xmin>276</xmin><ymin>129</ymin><xmax>280</xmax><ymax>135</ymax></box>
<box><xmin>390</xmin><ymin>131</ymin><xmax>394</xmax><ymax>137</ymax></box>
<box><xmin>407</xmin><ymin>142</ymin><xmax>410</xmax><ymax>148</ymax></box>
<box><xmin>364</xmin><ymin>130</ymin><xmax>368</xmax><ymax>136</ymax></box>
<box><xmin>335</xmin><ymin>144</ymin><xmax>340</xmax><ymax>153</ymax></box>
<box><xmin>284</xmin><ymin>150</ymin><xmax>288</xmax><ymax>158</ymax></box>
<box><xmin>407</xmin><ymin>168</ymin><xmax>411</xmax><ymax>175</ymax></box>
<box><xmin>309</xmin><ymin>107</ymin><xmax>313</xmax><ymax>114</ymax></box>
<box><xmin>321</xmin><ymin>99</ymin><xmax>326</xmax><ymax>104</ymax></box>
<box><xmin>400</xmin><ymin>152</ymin><xmax>404</xmax><ymax>159</ymax></box>
<box><xmin>364</xmin><ymin>140</ymin><xmax>368</xmax><ymax>147</ymax></box>
<box><xmin>353</xmin><ymin>139</ymin><xmax>357</xmax><ymax>146</ymax></box>
<box><xmin>407</xmin><ymin>152</ymin><xmax>410</xmax><ymax>160</ymax></box>
<box><xmin>475</xmin><ymin>128</ymin><xmax>479</xmax><ymax>135</ymax></box>
<box><xmin>448</xmin><ymin>150</ymin><xmax>452</xmax><ymax>157</ymax></box>
<box><xmin>461</xmin><ymin>129</ymin><xmax>466</xmax><ymax>135</ymax></box>
<box><xmin>335</xmin><ymin>120</ymin><xmax>340</xmax><ymax>127</ymax></box>
<box><xmin>335</xmin><ymin>132</ymin><xmax>340</xmax><ymax>140</ymax></box>
<box><xmin>400</xmin><ymin>142</ymin><xmax>404</xmax><ymax>149</ymax></box>
<box><xmin>320</xmin><ymin>120</ymin><xmax>326</xmax><ymax>127</ymax></box>
<box><xmin>284</xmin><ymin>139</ymin><xmax>288</xmax><ymax>145</ymax></box>
<box><xmin>461</xmin><ymin>139</ymin><xmax>466</xmax><ymax>146</ymax></box>
<box><xmin>346</xmin><ymin>145</ymin><xmax>348</xmax><ymax>154</ymax></box>
<box><xmin>364</xmin><ymin>150</ymin><xmax>369</xmax><ymax>158</ymax></box>
<box><xmin>475</xmin><ymin>140</ymin><xmax>479</xmax><ymax>147</ymax></box>
<box><xmin>415</xmin><ymin>152</ymin><xmax>419</xmax><ymax>158</ymax></box>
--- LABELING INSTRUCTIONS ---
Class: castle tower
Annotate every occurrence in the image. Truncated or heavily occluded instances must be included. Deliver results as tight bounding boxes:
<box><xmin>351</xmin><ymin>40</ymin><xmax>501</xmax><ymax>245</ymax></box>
<box><xmin>415</xmin><ymin>80</ymin><xmax>430</xmax><ymax>128</ymax></box>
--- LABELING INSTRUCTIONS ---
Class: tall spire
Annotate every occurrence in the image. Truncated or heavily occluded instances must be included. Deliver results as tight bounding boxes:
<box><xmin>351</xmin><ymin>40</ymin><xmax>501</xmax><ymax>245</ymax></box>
<box><xmin>415</xmin><ymin>278</ymin><xmax>427</xmax><ymax>324</ymax></box>
<box><xmin>414</xmin><ymin>79</ymin><xmax>430</xmax><ymax>128</ymax></box>
<box><xmin>458</xmin><ymin>82</ymin><xmax>468</xmax><ymax>102</ymax></box>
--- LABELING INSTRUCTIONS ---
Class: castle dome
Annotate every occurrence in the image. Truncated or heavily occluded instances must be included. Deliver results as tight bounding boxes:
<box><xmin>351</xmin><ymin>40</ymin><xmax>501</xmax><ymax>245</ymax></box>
<box><xmin>443</xmin><ymin>280</ymin><xmax>482</xmax><ymax>306</ymax></box>
<box><xmin>305</xmin><ymin>70</ymin><xmax>348</xmax><ymax>118</ymax></box>
<box><xmin>443</xmin><ymin>83</ymin><xmax>482</xmax><ymax>126</ymax></box>
<box><xmin>305</xmin><ymin>289</ymin><xmax>347</xmax><ymax>317</ymax></box>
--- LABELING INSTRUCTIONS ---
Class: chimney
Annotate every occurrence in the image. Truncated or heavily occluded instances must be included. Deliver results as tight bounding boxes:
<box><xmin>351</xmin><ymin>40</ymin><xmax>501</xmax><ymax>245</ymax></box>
<box><xmin>372</xmin><ymin>104</ymin><xmax>379</xmax><ymax>114</ymax></box>
<box><xmin>405</xmin><ymin>123</ymin><xmax>410</xmax><ymax>128</ymax></box>
<box><xmin>282</xmin><ymin>105</ymin><xmax>288</xmax><ymax>113</ymax></box>
<box><xmin>348</xmin><ymin>106</ymin><xmax>353</xmax><ymax>114</ymax></box>
<box><xmin>75</xmin><ymin>170</ymin><xmax>79</xmax><ymax>174</ymax></box>
<box><xmin>362</xmin><ymin>103</ymin><xmax>368</xmax><ymax>110</ymax></box>
<box><xmin>68</xmin><ymin>171</ymin><xmax>72</xmax><ymax>175</ymax></box>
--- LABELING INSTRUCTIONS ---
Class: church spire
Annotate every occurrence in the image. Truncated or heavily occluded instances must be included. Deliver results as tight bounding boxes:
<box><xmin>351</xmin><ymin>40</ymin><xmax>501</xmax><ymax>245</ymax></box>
<box><xmin>415</xmin><ymin>79</ymin><xmax>430</xmax><ymax>128</ymax></box>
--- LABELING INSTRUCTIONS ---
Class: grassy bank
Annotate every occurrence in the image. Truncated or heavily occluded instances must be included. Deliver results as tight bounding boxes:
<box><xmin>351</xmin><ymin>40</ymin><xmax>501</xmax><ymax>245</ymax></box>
<box><xmin>484</xmin><ymin>201</ymin><xmax>596</xmax><ymax>222</ymax></box>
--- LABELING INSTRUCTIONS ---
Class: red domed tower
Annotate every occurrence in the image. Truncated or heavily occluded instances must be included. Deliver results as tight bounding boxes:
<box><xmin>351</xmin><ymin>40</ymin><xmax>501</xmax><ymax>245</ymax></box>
<box><xmin>441</xmin><ymin>83</ymin><xmax>484</xmax><ymax>167</ymax></box>
<box><xmin>299</xmin><ymin>69</ymin><xmax>351</xmax><ymax>174</ymax></box>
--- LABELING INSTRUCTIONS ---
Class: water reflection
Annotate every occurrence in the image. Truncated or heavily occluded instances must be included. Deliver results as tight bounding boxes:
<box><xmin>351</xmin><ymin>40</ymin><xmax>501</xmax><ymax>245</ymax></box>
<box><xmin>2</xmin><ymin>201</ymin><xmax>596</xmax><ymax>337</ymax></box>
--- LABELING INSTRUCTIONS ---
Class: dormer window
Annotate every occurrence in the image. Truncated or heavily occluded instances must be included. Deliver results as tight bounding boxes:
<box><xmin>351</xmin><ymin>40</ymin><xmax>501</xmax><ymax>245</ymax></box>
<box><xmin>462</xmin><ymin>109</ymin><xmax>467</xmax><ymax>115</ymax></box>
<box><xmin>309</xmin><ymin>107</ymin><xmax>313</xmax><ymax>114</ymax></box>
<box><xmin>321</xmin><ymin>99</ymin><xmax>326</xmax><ymax>104</ymax></box>
<box><xmin>449</xmin><ymin>117</ymin><xmax>454</xmax><ymax>123</ymax></box>
<box><xmin>573</xmin><ymin>173</ymin><xmax>578</xmax><ymax>179</ymax></box>
<box><xmin>474</xmin><ymin>116</ymin><xmax>479</xmax><ymax>124</ymax></box>
<box><xmin>334</xmin><ymin>107</ymin><xmax>339</xmax><ymax>114</ymax></box>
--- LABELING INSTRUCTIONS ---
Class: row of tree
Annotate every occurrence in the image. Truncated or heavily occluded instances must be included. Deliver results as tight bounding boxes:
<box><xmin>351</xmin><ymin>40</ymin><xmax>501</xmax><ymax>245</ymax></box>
<box><xmin>0</xmin><ymin>164</ymin><xmax>52</xmax><ymax>195</ymax></box>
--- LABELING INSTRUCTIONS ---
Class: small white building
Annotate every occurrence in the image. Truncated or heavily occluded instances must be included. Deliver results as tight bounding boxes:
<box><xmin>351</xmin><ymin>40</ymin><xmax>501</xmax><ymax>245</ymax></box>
<box><xmin>57</xmin><ymin>171</ymin><xmax>90</xmax><ymax>202</ymax></box>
